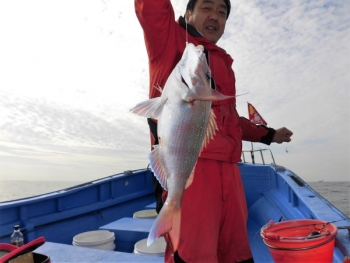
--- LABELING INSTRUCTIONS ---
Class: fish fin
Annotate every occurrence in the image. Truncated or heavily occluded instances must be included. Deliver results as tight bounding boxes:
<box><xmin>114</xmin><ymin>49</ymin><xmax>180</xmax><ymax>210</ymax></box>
<box><xmin>153</xmin><ymin>85</ymin><xmax>163</xmax><ymax>93</ymax></box>
<box><xmin>147</xmin><ymin>203</ymin><xmax>181</xmax><ymax>251</ymax></box>
<box><xmin>184</xmin><ymin>165</ymin><xmax>195</xmax><ymax>189</ymax></box>
<box><xmin>201</xmin><ymin>109</ymin><xmax>218</xmax><ymax>150</ymax></box>
<box><xmin>183</xmin><ymin>83</ymin><xmax>234</xmax><ymax>102</ymax></box>
<box><xmin>168</xmin><ymin>208</ymin><xmax>181</xmax><ymax>251</ymax></box>
<box><xmin>129</xmin><ymin>97</ymin><xmax>165</xmax><ymax>119</ymax></box>
<box><xmin>149</xmin><ymin>145</ymin><xmax>168</xmax><ymax>191</ymax></box>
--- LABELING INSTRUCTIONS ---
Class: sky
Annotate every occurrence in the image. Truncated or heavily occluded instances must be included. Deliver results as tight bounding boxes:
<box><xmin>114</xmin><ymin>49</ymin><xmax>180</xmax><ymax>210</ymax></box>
<box><xmin>0</xmin><ymin>0</ymin><xmax>349</xmax><ymax>182</ymax></box>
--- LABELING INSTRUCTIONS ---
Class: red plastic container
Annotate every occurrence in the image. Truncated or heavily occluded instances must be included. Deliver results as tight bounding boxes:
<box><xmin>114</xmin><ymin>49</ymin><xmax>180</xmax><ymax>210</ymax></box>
<box><xmin>261</xmin><ymin>219</ymin><xmax>337</xmax><ymax>263</ymax></box>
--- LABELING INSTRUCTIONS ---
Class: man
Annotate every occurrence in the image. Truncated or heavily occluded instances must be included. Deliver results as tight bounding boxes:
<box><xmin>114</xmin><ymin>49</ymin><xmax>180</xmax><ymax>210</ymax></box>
<box><xmin>135</xmin><ymin>0</ymin><xmax>293</xmax><ymax>262</ymax></box>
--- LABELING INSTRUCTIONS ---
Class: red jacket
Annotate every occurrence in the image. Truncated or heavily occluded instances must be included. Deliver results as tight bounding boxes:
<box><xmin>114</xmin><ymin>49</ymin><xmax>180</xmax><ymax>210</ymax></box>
<box><xmin>135</xmin><ymin>0</ymin><xmax>275</xmax><ymax>163</ymax></box>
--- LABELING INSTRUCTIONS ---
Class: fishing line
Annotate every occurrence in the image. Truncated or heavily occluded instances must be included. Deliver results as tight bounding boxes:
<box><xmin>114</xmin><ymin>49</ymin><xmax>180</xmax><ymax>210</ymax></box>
<box><xmin>185</xmin><ymin>17</ymin><xmax>188</xmax><ymax>45</ymax></box>
<box><xmin>184</xmin><ymin>17</ymin><xmax>214</xmax><ymax>91</ymax></box>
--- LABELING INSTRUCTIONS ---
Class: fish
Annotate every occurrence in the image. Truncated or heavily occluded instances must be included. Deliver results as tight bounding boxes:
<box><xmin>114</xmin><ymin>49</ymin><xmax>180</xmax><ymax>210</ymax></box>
<box><xmin>130</xmin><ymin>43</ymin><xmax>234</xmax><ymax>250</ymax></box>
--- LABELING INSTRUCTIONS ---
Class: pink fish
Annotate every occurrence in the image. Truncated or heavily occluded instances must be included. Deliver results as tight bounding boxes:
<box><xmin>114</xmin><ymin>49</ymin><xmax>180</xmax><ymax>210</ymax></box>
<box><xmin>130</xmin><ymin>43</ymin><xmax>233</xmax><ymax>250</ymax></box>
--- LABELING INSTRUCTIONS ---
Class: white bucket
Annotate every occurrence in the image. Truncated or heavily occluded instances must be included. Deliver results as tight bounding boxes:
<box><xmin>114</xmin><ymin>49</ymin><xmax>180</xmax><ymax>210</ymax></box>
<box><xmin>134</xmin><ymin>237</ymin><xmax>166</xmax><ymax>257</ymax></box>
<box><xmin>133</xmin><ymin>209</ymin><xmax>158</xmax><ymax>219</ymax></box>
<box><xmin>73</xmin><ymin>230</ymin><xmax>115</xmax><ymax>250</ymax></box>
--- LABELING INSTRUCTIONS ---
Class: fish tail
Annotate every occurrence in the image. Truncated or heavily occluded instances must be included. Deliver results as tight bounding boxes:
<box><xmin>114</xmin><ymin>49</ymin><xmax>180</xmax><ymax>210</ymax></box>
<box><xmin>147</xmin><ymin>203</ymin><xmax>181</xmax><ymax>251</ymax></box>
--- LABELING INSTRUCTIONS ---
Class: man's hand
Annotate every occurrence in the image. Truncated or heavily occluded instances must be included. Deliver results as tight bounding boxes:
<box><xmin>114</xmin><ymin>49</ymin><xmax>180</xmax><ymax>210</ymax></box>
<box><xmin>272</xmin><ymin>127</ymin><xmax>293</xmax><ymax>144</ymax></box>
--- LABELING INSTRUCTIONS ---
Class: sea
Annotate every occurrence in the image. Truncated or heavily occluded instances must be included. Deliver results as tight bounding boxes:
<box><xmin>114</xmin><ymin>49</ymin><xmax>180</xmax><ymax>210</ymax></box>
<box><xmin>0</xmin><ymin>180</ymin><xmax>349</xmax><ymax>218</ymax></box>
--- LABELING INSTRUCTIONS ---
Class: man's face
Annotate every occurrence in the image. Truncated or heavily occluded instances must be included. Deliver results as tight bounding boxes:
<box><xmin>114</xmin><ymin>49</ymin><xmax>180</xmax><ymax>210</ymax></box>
<box><xmin>186</xmin><ymin>0</ymin><xmax>228</xmax><ymax>44</ymax></box>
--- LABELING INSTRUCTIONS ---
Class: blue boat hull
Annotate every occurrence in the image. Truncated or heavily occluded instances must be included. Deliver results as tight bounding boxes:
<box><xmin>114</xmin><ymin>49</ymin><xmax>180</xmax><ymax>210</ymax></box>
<box><xmin>0</xmin><ymin>164</ymin><xmax>349</xmax><ymax>262</ymax></box>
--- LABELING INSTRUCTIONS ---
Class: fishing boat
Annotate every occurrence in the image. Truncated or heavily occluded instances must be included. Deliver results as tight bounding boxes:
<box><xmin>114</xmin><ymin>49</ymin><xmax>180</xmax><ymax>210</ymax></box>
<box><xmin>0</xmin><ymin>149</ymin><xmax>349</xmax><ymax>262</ymax></box>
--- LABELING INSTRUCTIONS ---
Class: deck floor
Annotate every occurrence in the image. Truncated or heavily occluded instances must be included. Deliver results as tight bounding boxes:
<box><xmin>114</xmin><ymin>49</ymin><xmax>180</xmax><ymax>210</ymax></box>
<box><xmin>35</xmin><ymin>242</ymin><xmax>164</xmax><ymax>263</ymax></box>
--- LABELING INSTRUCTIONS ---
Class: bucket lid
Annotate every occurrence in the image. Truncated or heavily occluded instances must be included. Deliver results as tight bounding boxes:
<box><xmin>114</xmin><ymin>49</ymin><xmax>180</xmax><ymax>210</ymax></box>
<box><xmin>73</xmin><ymin>230</ymin><xmax>115</xmax><ymax>246</ymax></box>
<box><xmin>133</xmin><ymin>210</ymin><xmax>158</xmax><ymax>219</ymax></box>
<box><xmin>134</xmin><ymin>237</ymin><xmax>166</xmax><ymax>256</ymax></box>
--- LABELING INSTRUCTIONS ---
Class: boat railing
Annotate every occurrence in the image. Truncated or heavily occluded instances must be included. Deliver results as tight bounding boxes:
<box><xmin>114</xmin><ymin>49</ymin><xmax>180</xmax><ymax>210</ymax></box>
<box><xmin>241</xmin><ymin>148</ymin><xmax>284</xmax><ymax>171</ymax></box>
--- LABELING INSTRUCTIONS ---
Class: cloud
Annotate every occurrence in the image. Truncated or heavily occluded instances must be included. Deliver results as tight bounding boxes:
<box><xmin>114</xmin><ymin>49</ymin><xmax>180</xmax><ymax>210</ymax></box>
<box><xmin>0</xmin><ymin>0</ymin><xmax>152</xmax><ymax>181</ymax></box>
<box><xmin>221</xmin><ymin>0</ymin><xmax>350</xmax><ymax>180</ymax></box>
<box><xmin>0</xmin><ymin>90</ymin><xmax>150</xmax><ymax>180</ymax></box>
<box><xmin>0</xmin><ymin>0</ymin><xmax>349</xmax><ymax>182</ymax></box>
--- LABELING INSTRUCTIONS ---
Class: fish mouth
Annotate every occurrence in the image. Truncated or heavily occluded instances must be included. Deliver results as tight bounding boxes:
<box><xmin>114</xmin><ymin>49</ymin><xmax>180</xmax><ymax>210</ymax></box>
<box><xmin>195</xmin><ymin>45</ymin><xmax>204</xmax><ymax>51</ymax></box>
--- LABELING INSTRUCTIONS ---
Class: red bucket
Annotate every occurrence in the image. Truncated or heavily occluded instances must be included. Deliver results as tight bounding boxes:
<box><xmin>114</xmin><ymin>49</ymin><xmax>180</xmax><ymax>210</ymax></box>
<box><xmin>0</xmin><ymin>237</ymin><xmax>50</xmax><ymax>263</ymax></box>
<box><xmin>261</xmin><ymin>219</ymin><xmax>337</xmax><ymax>263</ymax></box>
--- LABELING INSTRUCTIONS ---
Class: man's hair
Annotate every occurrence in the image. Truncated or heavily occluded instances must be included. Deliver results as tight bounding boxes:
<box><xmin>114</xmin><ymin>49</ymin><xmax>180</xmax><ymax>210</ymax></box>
<box><xmin>186</xmin><ymin>0</ymin><xmax>231</xmax><ymax>19</ymax></box>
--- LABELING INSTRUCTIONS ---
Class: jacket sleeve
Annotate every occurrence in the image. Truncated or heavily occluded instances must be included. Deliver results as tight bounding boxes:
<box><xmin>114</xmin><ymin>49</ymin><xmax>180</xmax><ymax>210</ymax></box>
<box><xmin>239</xmin><ymin>117</ymin><xmax>276</xmax><ymax>145</ymax></box>
<box><xmin>135</xmin><ymin>0</ymin><xmax>176</xmax><ymax>62</ymax></box>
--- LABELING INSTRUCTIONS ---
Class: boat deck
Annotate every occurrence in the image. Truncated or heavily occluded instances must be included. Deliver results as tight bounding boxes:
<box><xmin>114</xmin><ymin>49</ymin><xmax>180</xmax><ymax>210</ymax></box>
<box><xmin>33</xmin><ymin>201</ymin><xmax>347</xmax><ymax>263</ymax></box>
<box><xmin>35</xmin><ymin>241</ymin><xmax>163</xmax><ymax>263</ymax></box>
<box><xmin>33</xmin><ymin>217</ymin><xmax>347</xmax><ymax>263</ymax></box>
